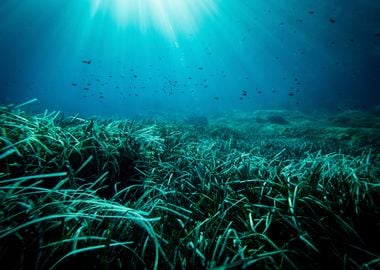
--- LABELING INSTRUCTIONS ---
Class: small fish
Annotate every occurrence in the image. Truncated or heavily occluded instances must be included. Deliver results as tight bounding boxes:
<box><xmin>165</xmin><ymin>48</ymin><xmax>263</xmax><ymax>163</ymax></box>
<box><xmin>82</xmin><ymin>60</ymin><xmax>92</xmax><ymax>64</ymax></box>
<box><xmin>198</xmin><ymin>67</ymin><xmax>204</xmax><ymax>70</ymax></box>
<box><xmin>84</xmin><ymin>87</ymin><xmax>89</xmax><ymax>90</ymax></box>
<box><xmin>214</xmin><ymin>97</ymin><xmax>219</xmax><ymax>100</ymax></box>
<box><xmin>257</xmin><ymin>91</ymin><xmax>262</xmax><ymax>94</ymax></box>
<box><xmin>288</xmin><ymin>93</ymin><xmax>294</xmax><ymax>96</ymax></box>
<box><xmin>375</xmin><ymin>32</ymin><xmax>380</xmax><ymax>37</ymax></box>
<box><xmin>71</xmin><ymin>83</ymin><xmax>78</xmax><ymax>86</ymax></box>
<box><xmin>308</xmin><ymin>11</ymin><xmax>315</xmax><ymax>15</ymax></box>
<box><xmin>329</xmin><ymin>18</ymin><xmax>336</xmax><ymax>23</ymax></box>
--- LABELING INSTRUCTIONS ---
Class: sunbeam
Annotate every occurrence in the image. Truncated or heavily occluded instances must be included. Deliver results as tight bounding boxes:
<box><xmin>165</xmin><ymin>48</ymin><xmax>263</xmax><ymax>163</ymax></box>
<box><xmin>90</xmin><ymin>0</ymin><xmax>217</xmax><ymax>41</ymax></box>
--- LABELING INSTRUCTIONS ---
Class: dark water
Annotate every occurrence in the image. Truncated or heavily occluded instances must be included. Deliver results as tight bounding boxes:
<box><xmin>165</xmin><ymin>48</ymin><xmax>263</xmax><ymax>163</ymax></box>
<box><xmin>0</xmin><ymin>0</ymin><xmax>379</xmax><ymax>118</ymax></box>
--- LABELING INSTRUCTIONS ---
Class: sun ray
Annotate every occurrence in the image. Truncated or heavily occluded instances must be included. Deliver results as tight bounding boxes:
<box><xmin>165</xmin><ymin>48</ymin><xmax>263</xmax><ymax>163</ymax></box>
<box><xmin>89</xmin><ymin>0</ymin><xmax>217</xmax><ymax>41</ymax></box>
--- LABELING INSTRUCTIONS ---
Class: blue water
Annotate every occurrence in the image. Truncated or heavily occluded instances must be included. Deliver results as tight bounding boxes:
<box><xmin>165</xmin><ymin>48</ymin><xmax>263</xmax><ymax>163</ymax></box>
<box><xmin>0</xmin><ymin>0</ymin><xmax>379</xmax><ymax>118</ymax></box>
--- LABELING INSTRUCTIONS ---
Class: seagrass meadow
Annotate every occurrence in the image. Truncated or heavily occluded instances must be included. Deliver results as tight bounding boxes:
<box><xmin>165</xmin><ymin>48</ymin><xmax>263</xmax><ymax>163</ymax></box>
<box><xmin>0</xmin><ymin>101</ymin><xmax>379</xmax><ymax>270</ymax></box>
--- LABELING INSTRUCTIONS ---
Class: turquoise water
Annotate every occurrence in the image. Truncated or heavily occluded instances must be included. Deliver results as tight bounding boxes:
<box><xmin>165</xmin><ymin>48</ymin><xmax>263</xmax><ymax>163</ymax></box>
<box><xmin>0</xmin><ymin>0</ymin><xmax>379</xmax><ymax>118</ymax></box>
<box><xmin>1</xmin><ymin>2</ymin><xmax>380</xmax><ymax>269</ymax></box>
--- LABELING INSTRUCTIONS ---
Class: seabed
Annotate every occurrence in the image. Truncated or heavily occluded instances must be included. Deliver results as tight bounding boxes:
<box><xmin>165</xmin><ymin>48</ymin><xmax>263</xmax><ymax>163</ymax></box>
<box><xmin>0</xmin><ymin>101</ymin><xmax>379</xmax><ymax>269</ymax></box>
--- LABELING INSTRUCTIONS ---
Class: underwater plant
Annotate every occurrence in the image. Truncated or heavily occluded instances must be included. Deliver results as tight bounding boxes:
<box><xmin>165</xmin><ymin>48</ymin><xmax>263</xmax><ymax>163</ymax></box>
<box><xmin>0</xmin><ymin>102</ymin><xmax>379</xmax><ymax>269</ymax></box>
